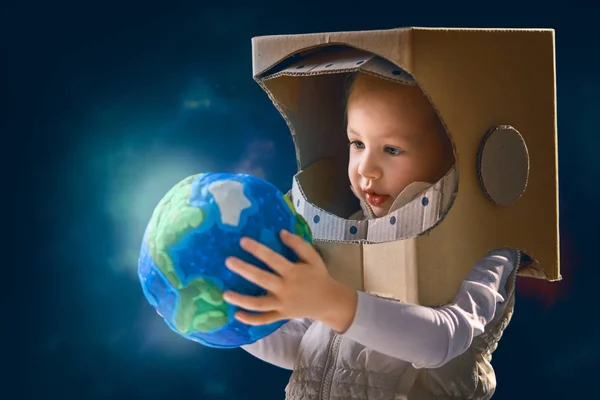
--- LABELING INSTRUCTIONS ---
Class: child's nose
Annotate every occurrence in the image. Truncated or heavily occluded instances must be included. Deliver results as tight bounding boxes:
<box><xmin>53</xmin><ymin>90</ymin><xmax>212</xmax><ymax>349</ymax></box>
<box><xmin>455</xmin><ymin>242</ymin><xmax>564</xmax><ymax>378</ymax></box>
<box><xmin>358</xmin><ymin>156</ymin><xmax>382</xmax><ymax>180</ymax></box>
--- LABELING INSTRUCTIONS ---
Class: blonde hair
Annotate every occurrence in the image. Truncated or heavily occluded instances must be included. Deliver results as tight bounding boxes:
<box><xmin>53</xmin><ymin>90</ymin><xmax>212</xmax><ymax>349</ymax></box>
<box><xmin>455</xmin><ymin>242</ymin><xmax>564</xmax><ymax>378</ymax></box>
<box><xmin>342</xmin><ymin>71</ymin><xmax>455</xmax><ymax>176</ymax></box>
<box><xmin>343</xmin><ymin>72</ymin><xmax>451</xmax><ymax>143</ymax></box>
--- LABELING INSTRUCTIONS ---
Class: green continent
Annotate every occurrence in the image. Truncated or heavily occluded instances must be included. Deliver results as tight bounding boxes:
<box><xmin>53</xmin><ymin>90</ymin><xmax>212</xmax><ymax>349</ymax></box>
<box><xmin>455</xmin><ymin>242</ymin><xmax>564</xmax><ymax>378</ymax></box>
<box><xmin>282</xmin><ymin>193</ymin><xmax>297</xmax><ymax>216</ymax></box>
<box><xmin>145</xmin><ymin>173</ymin><xmax>229</xmax><ymax>333</ymax></box>
<box><xmin>295</xmin><ymin>213</ymin><xmax>313</xmax><ymax>243</ymax></box>
<box><xmin>174</xmin><ymin>277</ymin><xmax>229</xmax><ymax>333</ymax></box>
<box><xmin>283</xmin><ymin>192</ymin><xmax>313</xmax><ymax>243</ymax></box>
<box><xmin>146</xmin><ymin>174</ymin><xmax>205</xmax><ymax>289</ymax></box>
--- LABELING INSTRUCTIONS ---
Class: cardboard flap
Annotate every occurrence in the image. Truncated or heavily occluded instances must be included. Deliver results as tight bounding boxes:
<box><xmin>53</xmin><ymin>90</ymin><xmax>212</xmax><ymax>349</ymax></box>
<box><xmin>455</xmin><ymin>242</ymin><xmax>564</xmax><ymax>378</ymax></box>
<box><xmin>363</xmin><ymin>239</ymin><xmax>419</xmax><ymax>303</ymax></box>
<box><xmin>262</xmin><ymin>46</ymin><xmax>415</xmax><ymax>85</ymax></box>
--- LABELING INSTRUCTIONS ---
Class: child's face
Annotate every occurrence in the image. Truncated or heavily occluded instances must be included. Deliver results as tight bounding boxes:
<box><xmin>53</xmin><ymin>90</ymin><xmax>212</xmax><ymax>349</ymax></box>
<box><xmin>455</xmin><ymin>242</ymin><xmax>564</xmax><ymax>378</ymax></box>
<box><xmin>346</xmin><ymin>74</ymin><xmax>454</xmax><ymax>217</ymax></box>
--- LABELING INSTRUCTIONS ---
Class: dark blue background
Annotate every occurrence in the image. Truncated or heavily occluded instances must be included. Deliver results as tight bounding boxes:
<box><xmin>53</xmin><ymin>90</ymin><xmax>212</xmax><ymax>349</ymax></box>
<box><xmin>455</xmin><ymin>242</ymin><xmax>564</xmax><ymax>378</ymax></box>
<box><xmin>6</xmin><ymin>1</ymin><xmax>598</xmax><ymax>399</ymax></box>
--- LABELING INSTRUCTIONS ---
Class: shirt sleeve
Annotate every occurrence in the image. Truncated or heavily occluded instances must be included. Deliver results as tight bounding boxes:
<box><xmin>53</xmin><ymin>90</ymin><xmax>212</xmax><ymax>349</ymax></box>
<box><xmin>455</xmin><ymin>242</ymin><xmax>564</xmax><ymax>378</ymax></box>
<box><xmin>241</xmin><ymin>318</ymin><xmax>314</xmax><ymax>370</ymax></box>
<box><xmin>341</xmin><ymin>248</ymin><xmax>518</xmax><ymax>369</ymax></box>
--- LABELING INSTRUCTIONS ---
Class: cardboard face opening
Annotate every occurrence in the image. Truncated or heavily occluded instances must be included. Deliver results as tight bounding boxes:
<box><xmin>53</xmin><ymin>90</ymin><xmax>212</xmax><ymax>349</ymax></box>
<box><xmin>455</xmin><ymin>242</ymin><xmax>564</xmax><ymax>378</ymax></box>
<box><xmin>261</xmin><ymin>46</ymin><xmax>458</xmax><ymax>234</ymax></box>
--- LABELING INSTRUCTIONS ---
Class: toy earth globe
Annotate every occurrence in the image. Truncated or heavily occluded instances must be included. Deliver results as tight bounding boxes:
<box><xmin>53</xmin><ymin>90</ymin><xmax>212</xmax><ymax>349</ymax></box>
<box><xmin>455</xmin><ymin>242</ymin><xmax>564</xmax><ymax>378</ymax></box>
<box><xmin>138</xmin><ymin>172</ymin><xmax>313</xmax><ymax>348</ymax></box>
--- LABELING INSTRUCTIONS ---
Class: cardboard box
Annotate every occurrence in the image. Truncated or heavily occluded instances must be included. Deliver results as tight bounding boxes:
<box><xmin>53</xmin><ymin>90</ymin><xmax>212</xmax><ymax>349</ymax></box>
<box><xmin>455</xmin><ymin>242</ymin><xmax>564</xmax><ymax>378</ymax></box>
<box><xmin>252</xmin><ymin>27</ymin><xmax>559</xmax><ymax>306</ymax></box>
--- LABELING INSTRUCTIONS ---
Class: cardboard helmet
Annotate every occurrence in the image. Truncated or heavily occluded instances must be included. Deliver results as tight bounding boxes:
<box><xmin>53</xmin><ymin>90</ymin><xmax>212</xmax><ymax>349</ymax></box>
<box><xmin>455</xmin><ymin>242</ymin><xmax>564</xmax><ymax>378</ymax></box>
<box><xmin>251</xmin><ymin>28</ymin><xmax>559</xmax><ymax>306</ymax></box>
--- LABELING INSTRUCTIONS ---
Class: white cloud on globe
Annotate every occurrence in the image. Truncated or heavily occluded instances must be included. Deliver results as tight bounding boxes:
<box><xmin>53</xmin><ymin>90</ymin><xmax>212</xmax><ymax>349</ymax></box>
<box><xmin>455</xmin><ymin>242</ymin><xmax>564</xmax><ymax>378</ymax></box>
<box><xmin>208</xmin><ymin>179</ymin><xmax>252</xmax><ymax>227</ymax></box>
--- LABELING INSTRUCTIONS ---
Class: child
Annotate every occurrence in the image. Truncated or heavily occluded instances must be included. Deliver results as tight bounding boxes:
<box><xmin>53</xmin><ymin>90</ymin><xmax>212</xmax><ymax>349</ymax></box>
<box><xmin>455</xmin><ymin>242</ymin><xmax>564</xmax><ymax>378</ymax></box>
<box><xmin>222</xmin><ymin>72</ymin><xmax>521</xmax><ymax>399</ymax></box>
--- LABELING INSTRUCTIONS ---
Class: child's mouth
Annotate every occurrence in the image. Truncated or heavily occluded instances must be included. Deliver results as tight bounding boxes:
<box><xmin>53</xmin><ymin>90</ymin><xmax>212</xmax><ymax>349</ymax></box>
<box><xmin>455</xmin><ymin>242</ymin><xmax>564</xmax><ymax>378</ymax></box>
<box><xmin>365</xmin><ymin>192</ymin><xmax>389</xmax><ymax>207</ymax></box>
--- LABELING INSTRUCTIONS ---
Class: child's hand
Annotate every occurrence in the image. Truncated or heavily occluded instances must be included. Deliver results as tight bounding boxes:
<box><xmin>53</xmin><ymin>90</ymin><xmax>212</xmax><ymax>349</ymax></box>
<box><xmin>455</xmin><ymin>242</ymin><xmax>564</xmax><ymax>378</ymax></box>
<box><xmin>222</xmin><ymin>229</ymin><xmax>358</xmax><ymax>333</ymax></box>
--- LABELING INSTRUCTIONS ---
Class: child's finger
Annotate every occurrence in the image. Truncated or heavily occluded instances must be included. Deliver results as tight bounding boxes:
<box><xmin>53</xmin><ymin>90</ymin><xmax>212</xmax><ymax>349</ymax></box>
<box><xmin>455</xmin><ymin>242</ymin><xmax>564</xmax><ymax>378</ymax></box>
<box><xmin>233</xmin><ymin>310</ymin><xmax>285</xmax><ymax>326</ymax></box>
<box><xmin>223</xmin><ymin>291</ymin><xmax>277</xmax><ymax>312</ymax></box>
<box><xmin>280</xmin><ymin>229</ymin><xmax>320</xmax><ymax>264</ymax></box>
<box><xmin>239</xmin><ymin>237</ymin><xmax>293</xmax><ymax>275</ymax></box>
<box><xmin>225</xmin><ymin>257</ymin><xmax>283</xmax><ymax>293</ymax></box>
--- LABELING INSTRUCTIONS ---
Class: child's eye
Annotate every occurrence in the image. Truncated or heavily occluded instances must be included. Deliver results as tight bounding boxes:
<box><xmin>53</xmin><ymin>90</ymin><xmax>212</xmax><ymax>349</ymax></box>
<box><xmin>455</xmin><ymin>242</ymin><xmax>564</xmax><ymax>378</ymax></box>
<box><xmin>385</xmin><ymin>146</ymin><xmax>403</xmax><ymax>156</ymax></box>
<box><xmin>349</xmin><ymin>140</ymin><xmax>365</xmax><ymax>149</ymax></box>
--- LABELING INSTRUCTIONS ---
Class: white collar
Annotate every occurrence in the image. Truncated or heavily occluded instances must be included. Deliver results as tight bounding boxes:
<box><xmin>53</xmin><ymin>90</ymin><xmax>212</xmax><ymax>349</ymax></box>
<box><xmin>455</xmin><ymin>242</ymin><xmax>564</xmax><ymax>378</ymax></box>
<box><xmin>350</xmin><ymin>181</ymin><xmax>434</xmax><ymax>220</ymax></box>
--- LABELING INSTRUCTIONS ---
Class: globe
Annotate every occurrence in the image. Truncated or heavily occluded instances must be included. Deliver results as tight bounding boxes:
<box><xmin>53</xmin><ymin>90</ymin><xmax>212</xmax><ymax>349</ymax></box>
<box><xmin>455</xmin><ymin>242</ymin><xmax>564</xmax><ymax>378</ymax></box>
<box><xmin>138</xmin><ymin>172</ymin><xmax>313</xmax><ymax>348</ymax></box>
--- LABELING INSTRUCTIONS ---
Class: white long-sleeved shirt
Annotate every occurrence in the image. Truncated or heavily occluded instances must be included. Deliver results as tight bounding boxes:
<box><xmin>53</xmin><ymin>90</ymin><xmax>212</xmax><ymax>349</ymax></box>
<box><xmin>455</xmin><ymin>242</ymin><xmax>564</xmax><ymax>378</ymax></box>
<box><xmin>242</xmin><ymin>249</ymin><xmax>516</xmax><ymax>370</ymax></box>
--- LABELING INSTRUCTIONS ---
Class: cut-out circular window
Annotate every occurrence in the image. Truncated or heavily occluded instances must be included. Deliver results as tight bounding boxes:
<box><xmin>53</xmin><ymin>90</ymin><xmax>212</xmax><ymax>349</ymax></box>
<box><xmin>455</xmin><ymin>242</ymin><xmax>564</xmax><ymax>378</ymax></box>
<box><xmin>477</xmin><ymin>125</ymin><xmax>530</xmax><ymax>206</ymax></box>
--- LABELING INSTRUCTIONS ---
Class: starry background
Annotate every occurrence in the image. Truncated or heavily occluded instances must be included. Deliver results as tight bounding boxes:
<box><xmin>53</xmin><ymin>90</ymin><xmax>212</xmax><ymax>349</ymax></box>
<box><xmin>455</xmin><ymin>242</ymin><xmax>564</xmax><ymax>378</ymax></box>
<box><xmin>6</xmin><ymin>1</ymin><xmax>599</xmax><ymax>399</ymax></box>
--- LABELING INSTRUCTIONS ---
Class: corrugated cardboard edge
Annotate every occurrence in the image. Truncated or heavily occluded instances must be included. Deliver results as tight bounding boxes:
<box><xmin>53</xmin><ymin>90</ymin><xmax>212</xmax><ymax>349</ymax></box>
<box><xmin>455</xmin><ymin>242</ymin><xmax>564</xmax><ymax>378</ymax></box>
<box><xmin>551</xmin><ymin>29</ymin><xmax>562</xmax><ymax>281</ymax></box>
